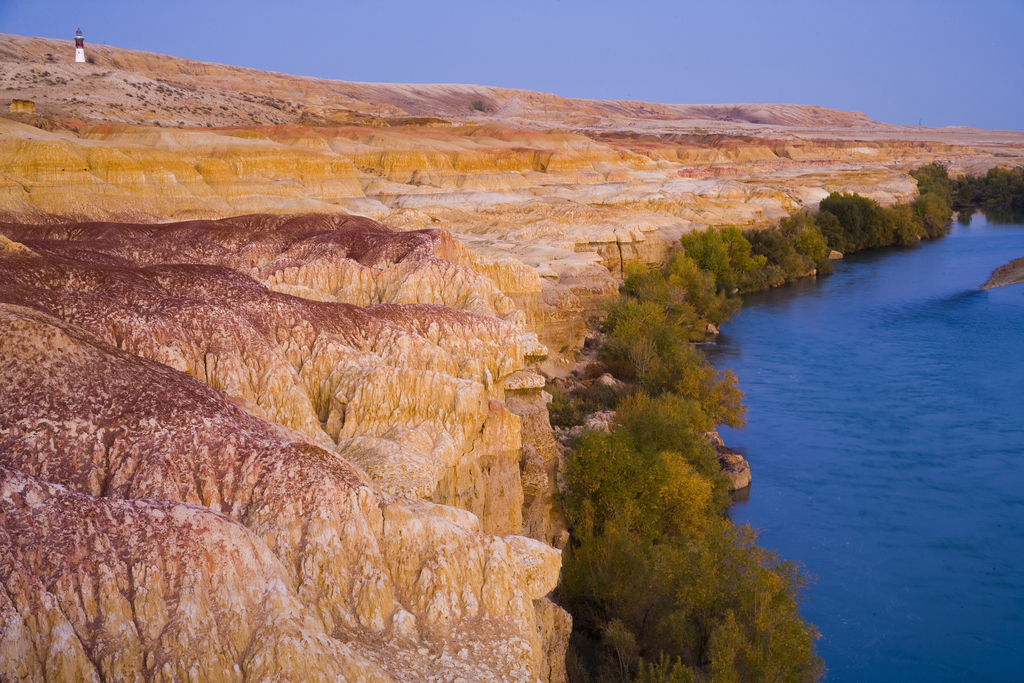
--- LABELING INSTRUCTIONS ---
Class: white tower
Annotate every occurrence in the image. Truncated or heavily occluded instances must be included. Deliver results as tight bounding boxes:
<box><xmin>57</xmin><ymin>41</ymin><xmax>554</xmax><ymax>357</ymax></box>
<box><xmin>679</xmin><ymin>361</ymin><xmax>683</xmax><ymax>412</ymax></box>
<box><xmin>75</xmin><ymin>29</ymin><xmax>85</xmax><ymax>63</ymax></box>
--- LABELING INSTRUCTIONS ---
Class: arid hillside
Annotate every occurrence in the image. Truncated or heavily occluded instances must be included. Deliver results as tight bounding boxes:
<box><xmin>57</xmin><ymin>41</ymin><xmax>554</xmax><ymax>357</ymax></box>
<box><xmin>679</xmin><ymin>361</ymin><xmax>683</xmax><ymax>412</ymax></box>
<box><xmin>1</xmin><ymin>34</ymin><xmax>882</xmax><ymax>128</ymax></box>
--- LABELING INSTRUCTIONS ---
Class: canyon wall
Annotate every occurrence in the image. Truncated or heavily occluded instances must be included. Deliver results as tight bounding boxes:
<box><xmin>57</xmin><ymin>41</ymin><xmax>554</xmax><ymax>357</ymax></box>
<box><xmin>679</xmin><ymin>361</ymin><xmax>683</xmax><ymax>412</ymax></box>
<box><xmin>0</xmin><ymin>110</ymin><xmax>953</xmax><ymax>361</ymax></box>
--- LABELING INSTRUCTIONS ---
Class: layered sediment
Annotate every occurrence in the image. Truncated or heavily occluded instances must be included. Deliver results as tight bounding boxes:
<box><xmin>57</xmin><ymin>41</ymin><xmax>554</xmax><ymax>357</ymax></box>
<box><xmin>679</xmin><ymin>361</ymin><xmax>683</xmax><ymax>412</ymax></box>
<box><xmin>0</xmin><ymin>215</ymin><xmax>547</xmax><ymax>533</ymax></box>
<box><xmin>7</xmin><ymin>29</ymin><xmax>1019</xmax><ymax>307</ymax></box>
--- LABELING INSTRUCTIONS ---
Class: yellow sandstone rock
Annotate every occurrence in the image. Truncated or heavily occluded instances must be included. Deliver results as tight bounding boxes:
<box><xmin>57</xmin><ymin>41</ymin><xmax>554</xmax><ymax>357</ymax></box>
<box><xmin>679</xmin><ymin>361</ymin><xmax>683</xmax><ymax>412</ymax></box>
<box><xmin>8</xmin><ymin>99</ymin><xmax>34</xmax><ymax>114</ymax></box>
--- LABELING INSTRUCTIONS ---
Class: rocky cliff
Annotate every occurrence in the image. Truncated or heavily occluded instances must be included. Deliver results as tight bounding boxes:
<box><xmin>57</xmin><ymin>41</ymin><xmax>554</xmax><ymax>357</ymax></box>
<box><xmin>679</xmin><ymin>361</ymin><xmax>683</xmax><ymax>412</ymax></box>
<box><xmin>0</xmin><ymin>217</ymin><xmax>570</xmax><ymax>682</ymax></box>
<box><xmin>0</xmin><ymin>106</ymin><xmax>958</xmax><ymax>361</ymax></box>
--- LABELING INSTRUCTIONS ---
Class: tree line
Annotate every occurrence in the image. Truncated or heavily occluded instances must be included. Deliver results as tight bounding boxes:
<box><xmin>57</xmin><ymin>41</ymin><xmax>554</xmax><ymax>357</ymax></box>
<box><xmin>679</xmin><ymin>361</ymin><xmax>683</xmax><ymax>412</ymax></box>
<box><xmin>942</xmin><ymin>164</ymin><xmax>1024</xmax><ymax>221</ymax></box>
<box><xmin>554</xmin><ymin>259</ymin><xmax>826</xmax><ymax>681</ymax></box>
<box><xmin>553</xmin><ymin>242</ymin><xmax>826</xmax><ymax>682</ymax></box>
<box><xmin>677</xmin><ymin>162</ymin><xmax>957</xmax><ymax>294</ymax></box>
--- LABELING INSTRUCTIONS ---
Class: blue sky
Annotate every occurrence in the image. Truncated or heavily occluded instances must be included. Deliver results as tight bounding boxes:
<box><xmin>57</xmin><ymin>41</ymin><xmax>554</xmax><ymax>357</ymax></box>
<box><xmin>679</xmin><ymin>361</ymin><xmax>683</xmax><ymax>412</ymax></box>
<box><xmin>2</xmin><ymin>0</ymin><xmax>1022</xmax><ymax>130</ymax></box>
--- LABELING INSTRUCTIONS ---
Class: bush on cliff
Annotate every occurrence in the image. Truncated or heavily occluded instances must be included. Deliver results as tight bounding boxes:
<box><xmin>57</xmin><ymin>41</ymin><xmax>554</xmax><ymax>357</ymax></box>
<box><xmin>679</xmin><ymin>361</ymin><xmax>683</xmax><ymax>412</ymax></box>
<box><xmin>548</xmin><ymin>247</ymin><xmax>745</xmax><ymax>431</ymax></box>
<box><xmin>741</xmin><ymin>213</ymin><xmax>834</xmax><ymax>289</ymax></box>
<box><xmin>598</xmin><ymin>277</ymin><xmax>745</xmax><ymax>418</ymax></box>
<box><xmin>548</xmin><ymin>376</ymin><xmax>636</xmax><ymax>429</ymax></box>
<box><xmin>817</xmin><ymin>192</ymin><xmax>896</xmax><ymax>251</ymax></box>
<box><xmin>910</xmin><ymin>162</ymin><xmax>955</xmax><ymax>204</ymax></box>
<box><xmin>563</xmin><ymin>393</ymin><xmax>729</xmax><ymax>539</ymax></box>
<box><xmin>817</xmin><ymin>182</ymin><xmax>952</xmax><ymax>254</ymax></box>
<box><xmin>622</xmin><ymin>254</ymin><xmax>741</xmax><ymax>333</ymax></box>
<box><xmin>676</xmin><ymin>214</ymin><xmax>838</xmax><ymax>296</ymax></box>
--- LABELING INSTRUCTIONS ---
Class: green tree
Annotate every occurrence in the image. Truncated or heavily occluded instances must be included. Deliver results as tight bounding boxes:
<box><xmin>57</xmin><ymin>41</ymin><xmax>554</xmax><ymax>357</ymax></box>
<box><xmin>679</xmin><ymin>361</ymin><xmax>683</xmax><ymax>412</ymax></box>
<box><xmin>560</xmin><ymin>493</ymin><xmax>824</xmax><ymax>683</ymax></box>
<box><xmin>814</xmin><ymin>210</ymin><xmax>846</xmax><ymax>254</ymax></box>
<box><xmin>914</xmin><ymin>192</ymin><xmax>951</xmax><ymax>238</ymax></box>
<box><xmin>783</xmin><ymin>213</ymin><xmax>829</xmax><ymax>264</ymax></box>
<box><xmin>601</xmin><ymin>297</ymin><xmax>747</xmax><ymax>411</ymax></box>
<box><xmin>563</xmin><ymin>395</ymin><xmax>725</xmax><ymax>542</ymax></box>
<box><xmin>949</xmin><ymin>167</ymin><xmax>1024</xmax><ymax>214</ymax></box>
<box><xmin>910</xmin><ymin>163</ymin><xmax>954</xmax><ymax>203</ymax></box>
<box><xmin>889</xmin><ymin>203</ymin><xmax>922</xmax><ymax>245</ymax></box>
<box><xmin>634</xmin><ymin>654</ymin><xmax>694</xmax><ymax>683</ymax></box>
<box><xmin>680</xmin><ymin>227</ymin><xmax>766</xmax><ymax>292</ymax></box>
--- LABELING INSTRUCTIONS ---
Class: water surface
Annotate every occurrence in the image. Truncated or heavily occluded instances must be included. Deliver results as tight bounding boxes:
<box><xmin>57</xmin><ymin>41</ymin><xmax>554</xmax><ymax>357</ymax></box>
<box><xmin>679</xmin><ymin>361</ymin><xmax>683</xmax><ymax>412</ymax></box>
<box><xmin>708</xmin><ymin>215</ymin><xmax>1024</xmax><ymax>682</ymax></box>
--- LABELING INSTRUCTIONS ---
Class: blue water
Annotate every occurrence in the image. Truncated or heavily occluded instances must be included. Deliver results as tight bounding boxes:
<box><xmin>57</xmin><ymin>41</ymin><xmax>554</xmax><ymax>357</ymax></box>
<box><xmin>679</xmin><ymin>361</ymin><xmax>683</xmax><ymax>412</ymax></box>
<box><xmin>707</xmin><ymin>215</ymin><xmax>1024</xmax><ymax>683</ymax></box>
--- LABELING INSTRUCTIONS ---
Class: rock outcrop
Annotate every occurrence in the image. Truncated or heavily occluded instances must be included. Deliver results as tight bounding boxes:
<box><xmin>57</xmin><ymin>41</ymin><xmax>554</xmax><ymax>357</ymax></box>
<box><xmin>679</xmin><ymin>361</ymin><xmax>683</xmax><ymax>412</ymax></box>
<box><xmin>1</xmin><ymin>216</ymin><xmax>533</xmax><ymax>532</ymax></box>
<box><xmin>504</xmin><ymin>373</ymin><xmax>569</xmax><ymax>549</ymax></box>
<box><xmin>0</xmin><ymin>463</ymin><xmax>393</xmax><ymax>683</ymax></box>
<box><xmin>0</xmin><ymin>217</ymin><xmax>571</xmax><ymax>682</ymax></box>
<box><xmin>8</xmin><ymin>99</ymin><xmax>34</xmax><ymax>114</ymax></box>
<box><xmin>0</xmin><ymin>304</ymin><xmax>565</xmax><ymax>682</ymax></box>
<box><xmin>980</xmin><ymin>256</ymin><xmax>1024</xmax><ymax>290</ymax></box>
<box><xmin>706</xmin><ymin>432</ymin><xmax>752</xmax><ymax>491</ymax></box>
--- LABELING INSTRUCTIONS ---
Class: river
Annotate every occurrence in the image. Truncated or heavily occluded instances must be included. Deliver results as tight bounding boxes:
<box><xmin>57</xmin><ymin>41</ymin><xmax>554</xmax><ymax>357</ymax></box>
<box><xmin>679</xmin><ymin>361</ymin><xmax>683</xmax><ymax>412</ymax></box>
<box><xmin>706</xmin><ymin>213</ymin><xmax>1024</xmax><ymax>683</ymax></box>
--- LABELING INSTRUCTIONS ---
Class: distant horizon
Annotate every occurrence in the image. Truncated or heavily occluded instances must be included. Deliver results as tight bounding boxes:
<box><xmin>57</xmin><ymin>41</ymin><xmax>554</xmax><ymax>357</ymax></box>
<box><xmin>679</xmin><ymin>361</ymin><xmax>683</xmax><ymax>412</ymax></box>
<box><xmin>2</xmin><ymin>0</ymin><xmax>1022</xmax><ymax>131</ymax></box>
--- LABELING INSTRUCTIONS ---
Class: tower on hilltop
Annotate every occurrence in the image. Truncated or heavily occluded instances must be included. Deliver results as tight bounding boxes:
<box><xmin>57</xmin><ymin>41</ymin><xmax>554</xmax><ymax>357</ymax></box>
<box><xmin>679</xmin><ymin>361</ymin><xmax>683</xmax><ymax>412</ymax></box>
<box><xmin>75</xmin><ymin>29</ymin><xmax>85</xmax><ymax>63</ymax></box>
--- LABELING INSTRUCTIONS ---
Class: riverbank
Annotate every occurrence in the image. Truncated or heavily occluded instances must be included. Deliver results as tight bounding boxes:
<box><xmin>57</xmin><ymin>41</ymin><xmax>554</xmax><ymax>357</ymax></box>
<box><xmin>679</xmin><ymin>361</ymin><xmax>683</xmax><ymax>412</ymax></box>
<box><xmin>548</xmin><ymin>165</ymin><xmax>972</xmax><ymax>681</ymax></box>
<box><xmin>547</xmin><ymin>221</ymin><xmax>828</xmax><ymax>681</ymax></box>
<box><xmin>706</xmin><ymin>214</ymin><xmax>1024</xmax><ymax>682</ymax></box>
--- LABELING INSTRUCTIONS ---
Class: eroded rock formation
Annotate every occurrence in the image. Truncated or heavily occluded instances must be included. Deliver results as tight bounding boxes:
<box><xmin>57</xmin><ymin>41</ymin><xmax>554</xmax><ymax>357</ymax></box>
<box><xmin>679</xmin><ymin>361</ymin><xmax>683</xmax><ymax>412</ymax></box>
<box><xmin>2</xmin><ymin>215</ymin><xmax>539</xmax><ymax>529</ymax></box>
<box><xmin>0</xmin><ymin>217</ymin><xmax>570</xmax><ymax>682</ymax></box>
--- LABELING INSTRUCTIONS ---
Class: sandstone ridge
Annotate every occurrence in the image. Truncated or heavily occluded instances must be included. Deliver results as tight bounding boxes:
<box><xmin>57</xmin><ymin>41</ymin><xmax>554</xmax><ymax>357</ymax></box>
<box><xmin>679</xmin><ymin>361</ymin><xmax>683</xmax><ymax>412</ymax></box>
<box><xmin>1</xmin><ymin>34</ymin><xmax>879</xmax><ymax>129</ymax></box>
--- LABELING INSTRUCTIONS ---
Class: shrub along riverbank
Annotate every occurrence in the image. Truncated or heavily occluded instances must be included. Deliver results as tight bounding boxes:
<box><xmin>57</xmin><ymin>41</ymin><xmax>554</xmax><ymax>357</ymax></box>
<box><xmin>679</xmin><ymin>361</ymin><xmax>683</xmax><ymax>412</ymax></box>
<box><xmin>552</xmin><ymin>239</ymin><xmax>824</xmax><ymax>682</ymax></box>
<box><xmin>677</xmin><ymin>162</ymin><xmax>956</xmax><ymax>293</ymax></box>
<box><xmin>554</xmin><ymin>245</ymin><xmax>824</xmax><ymax>682</ymax></box>
<box><xmin>552</xmin><ymin>165</ymin><xmax>963</xmax><ymax>683</ymax></box>
<box><xmin>948</xmin><ymin>165</ymin><xmax>1024</xmax><ymax>223</ymax></box>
